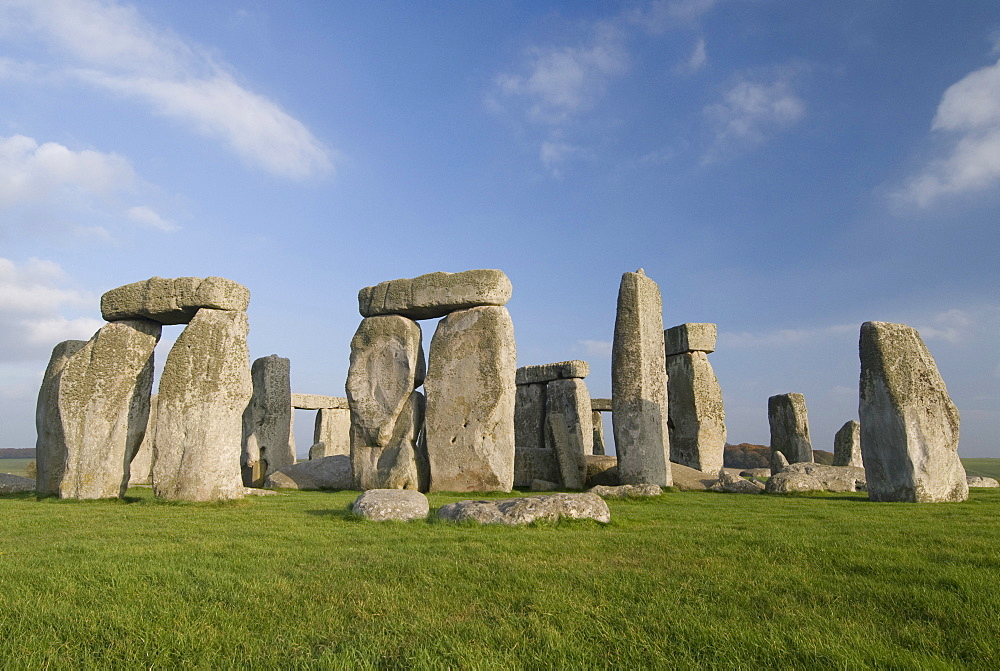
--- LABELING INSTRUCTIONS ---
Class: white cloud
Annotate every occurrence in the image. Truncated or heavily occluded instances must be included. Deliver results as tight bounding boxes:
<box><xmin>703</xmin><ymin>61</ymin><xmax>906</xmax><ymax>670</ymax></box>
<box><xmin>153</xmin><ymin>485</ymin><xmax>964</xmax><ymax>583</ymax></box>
<box><xmin>895</xmin><ymin>59</ymin><xmax>1000</xmax><ymax>207</ymax></box>
<box><xmin>677</xmin><ymin>37</ymin><xmax>707</xmax><ymax>74</ymax></box>
<box><xmin>630</xmin><ymin>0</ymin><xmax>717</xmax><ymax>33</ymax></box>
<box><xmin>579</xmin><ymin>339</ymin><xmax>613</xmax><ymax>357</ymax></box>
<box><xmin>127</xmin><ymin>205</ymin><xmax>177</xmax><ymax>232</ymax></box>
<box><xmin>702</xmin><ymin>70</ymin><xmax>805</xmax><ymax>163</ymax></box>
<box><xmin>0</xmin><ymin>0</ymin><xmax>331</xmax><ymax>180</ymax></box>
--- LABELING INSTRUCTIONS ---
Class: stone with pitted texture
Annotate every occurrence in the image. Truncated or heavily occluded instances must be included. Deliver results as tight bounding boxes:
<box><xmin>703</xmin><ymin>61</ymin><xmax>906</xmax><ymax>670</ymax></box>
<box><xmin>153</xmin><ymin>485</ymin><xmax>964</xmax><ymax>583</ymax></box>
<box><xmin>667</xmin><ymin>350</ymin><xmax>725</xmax><ymax>473</ymax></box>
<box><xmin>967</xmin><ymin>476</ymin><xmax>999</xmax><ymax>488</ymax></box>
<box><xmin>710</xmin><ymin>468</ymin><xmax>764</xmax><ymax>494</ymax></box>
<box><xmin>588</xmin><ymin>483</ymin><xmax>662</xmax><ymax>498</ymax></box>
<box><xmin>425</xmin><ymin>306</ymin><xmax>516</xmax><ymax>492</ymax></box>
<box><xmin>765</xmin><ymin>471</ymin><xmax>824</xmax><ymax>494</ymax></box>
<box><xmin>664</xmin><ymin>323</ymin><xmax>717</xmax><ymax>356</ymax></box>
<box><xmin>352</xmin><ymin>391</ymin><xmax>427</xmax><ymax>491</ymax></box>
<box><xmin>153</xmin><ymin>309</ymin><xmax>251</xmax><ymax>501</ymax></box>
<box><xmin>291</xmin><ymin>394</ymin><xmax>349</xmax><ymax>410</ymax></box>
<box><xmin>437</xmin><ymin>493</ymin><xmax>610</xmax><ymax>525</ymax></box>
<box><xmin>101</xmin><ymin>276</ymin><xmax>249</xmax><ymax>324</ymax></box>
<box><xmin>242</xmin><ymin>355</ymin><xmax>293</xmax><ymax>487</ymax></box>
<box><xmin>514</xmin><ymin>383</ymin><xmax>545</xmax><ymax>450</ymax></box>
<box><xmin>612</xmin><ymin>269</ymin><xmax>671</xmax><ymax>487</ymax></box>
<box><xmin>833</xmin><ymin>420</ymin><xmax>863</xmax><ymax>468</ymax></box>
<box><xmin>264</xmin><ymin>455</ymin><xmax>353</xmax><ymax>490</ymax></box>
<box><xmin>514</xmin><ymin>447</ymin><xmax>560</xmax><ymax>487</ymax></box>
<box><xmin>859</xmin><ymin>321</ymin><xmax>967</xmax><ymax>503</ymax></box>
<box><xmin>34</xmin><ymin>339</ymin><xmax>87</xmax><ymax>496</ymax></box>
<box><xmin>128</xmin><ymin>393</ymin><xmax>157</xmax><ymax>486</ymax></box>
<box><xmin>769</xmin><ymin>393</ymin><xmax>814</xmax><ymax>464</ymax></box>
<box><xmin>352</xmin><ymin>489</ymin><xmax>430</xmax><ymax>521</ymax></box>
<box><xmin>545</xmin><ymin>378</ymin><xmax>592</xmax><ymax>488</ymax></box>
<box><xmin>784</xmin><ymin>462</ymin><xmax>866</xmax><ymax>492</ymax></box>
<box><xmin>515</xmin><ymin>360</ymin><xmax>589</xmax><ymax>385</ymax></box>
<box><xmin>359</xmin><ymin>269</ymin><xmax>512</xmax><ymax>320</ymax></box>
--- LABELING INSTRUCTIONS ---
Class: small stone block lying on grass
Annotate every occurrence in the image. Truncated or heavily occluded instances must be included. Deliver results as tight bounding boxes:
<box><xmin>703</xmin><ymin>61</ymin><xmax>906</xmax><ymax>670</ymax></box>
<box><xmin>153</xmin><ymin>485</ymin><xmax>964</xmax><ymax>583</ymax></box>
<box><xmin>264</xmin><ymin>455</ymin><xmax>353</xmax><ymax>490</ymax></box>
<box><xmin>352</xmin><ymin>489</ymin><xmax>430</xmax><ymax>521</ymax></box>
<box><xmin>764</xmin><ymin>471</ymin><xmax>824</xmax><ymax>494</ymax></box>
<box><xmin>710</xmin><ymin>469</ymin><xmax>764</xmax><ymax>494</ymax></box>
<box><xmin>967</xmin><ymin>476</ymin><xmax>1000</xmax><ymax>488</ymax></box>
<box><xmin>0</xmin><ymin>473</ymin><xmax>34</xmax><ymax>493</ymax></box>
<box><xmin>437</xmin><ymin>493</ymin><xmax>610</xmax><ymax>525</ymax></box>
<box><xmin>587</xmin><ymin>484</ymin><xmax>662</xmax><ymax>498</ymax></box>
<box><xmin>740</xmin><ymin>468</ymin><xmax>771</xmax><ymax>479</ymax></box>
<box><xmin>783</xmin><ymin>463</ymin><xmax>866</xmax><ymax>492</ymax></box>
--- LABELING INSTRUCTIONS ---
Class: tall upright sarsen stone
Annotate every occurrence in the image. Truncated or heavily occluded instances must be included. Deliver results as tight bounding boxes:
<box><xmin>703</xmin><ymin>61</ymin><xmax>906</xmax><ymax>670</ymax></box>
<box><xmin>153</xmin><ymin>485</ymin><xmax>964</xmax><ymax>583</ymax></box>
<box><xmin>612</xmin><ymin>269</ymin><xmax>671</xmax><ymax>486</ymax></box>
<box><xmin>35</xmin><ymin>339</ymin><xmax>87</xmax><ymax>496</ymax></box>
<box><xmin>425</xmin><ymin>306</ymin><xmax>516</xmax><ymax>492</ymax></box>
<box><xmin>153</xmin><ymin>308</ymin><xmax>252</xmax><ymax>501</ymax></box>
<box><xmin>833</xmin><ymin>420</ymin><xmax>863</xmax><ymax>468</ymax></box>
<box><xmin>768</xmin><ymin>393</ymin><xmax>814</xmax><ymax>464</ymax></box>
<box><xmin>859</xmin><ymin>321</ymin><xmax>967</xmax><ymax>502</ymax></box>
<box><xmin>242</xmin><ymin>354</ymin><xmax>293</xmax><ymax>487</ymax></box>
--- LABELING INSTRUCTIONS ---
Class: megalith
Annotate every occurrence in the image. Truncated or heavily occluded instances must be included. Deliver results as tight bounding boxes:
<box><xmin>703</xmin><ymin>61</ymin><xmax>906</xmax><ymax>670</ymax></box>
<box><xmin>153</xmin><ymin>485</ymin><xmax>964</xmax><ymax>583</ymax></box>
<box><xmin>153</xmin><ymin>308</ymin><xmax>252</xmax><ymax>501</ymax></box>
<box><xmin>311</xmin><ymin>406</ymin><xmax>351</xmax><ymax>459</ymax></box>
<box><xmin>34</xmin><ymin>339</ymin><xmax>87</xmax><ymax>496</ymax></box>
<box><xmin>592</xmin><ymin>411</ymin><xmax>606</xmax><ymax>456</ymax></box>
<box><xmin>358</xmin><ymin>269</ymin><xmax>512</xmax><ymax>320</ymax></box>
<box><xmin>768</xmin><ymin>393</ymin><xmax>814</xmax><ymax>464</ymax></box>
<box><xmin>545</xmin><ymin>378</ymin><xmax>593</xmax><ymax>489</ymax></box>
<box><xmin>128</xmin><ymin>393</ymin><xmax>157</xmax><ymax>486</ymax></box>
<box><xmin>347</xmin><ymin>315</ymin><xmax>427</xmax><ymax>491</ymax></box>
<box><xmin>665</xmin><ymin>323</ymin><xmax>726</xmax><ymax>473</ymax></box>
<box><xmin>45</xmin><ymin>320</ymin><xmax>160</xmax><ymax>499</ymax></box>
<box><xmin>859</xmin><ymin>321</ymin><xmax>967</xmax><ymax>502</ymax></box>
<box><xmin>612</xmin><ymin>269</ymin><xmax>671</xmax><ymax>487</ymax></box>
<box><xmin>101</xmin><ymin>276</ymin><xmax>249</xmax><ymax>324</ymax></box>
<box><xmin>242</xmin><ymin>354</ymin><xmax>294</xmax><ymax>487</ymax></box>
<box><xmin>425</xmin><ymin>306</ymin><xmax>516</xmax><ymax>492</ymax></box>
<box><xmin>833</xmin><ymin>419</ymin><xmax>863</xmax><ymax>468</ymax></box>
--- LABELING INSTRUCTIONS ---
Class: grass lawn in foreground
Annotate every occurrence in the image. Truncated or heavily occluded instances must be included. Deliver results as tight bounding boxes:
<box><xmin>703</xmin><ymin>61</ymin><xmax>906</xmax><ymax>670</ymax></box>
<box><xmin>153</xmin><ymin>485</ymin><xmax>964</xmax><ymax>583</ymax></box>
<box><xmin>2</xmin><ymin>487</ymin><xmax>999</xmax><ymax>668</ymax></box>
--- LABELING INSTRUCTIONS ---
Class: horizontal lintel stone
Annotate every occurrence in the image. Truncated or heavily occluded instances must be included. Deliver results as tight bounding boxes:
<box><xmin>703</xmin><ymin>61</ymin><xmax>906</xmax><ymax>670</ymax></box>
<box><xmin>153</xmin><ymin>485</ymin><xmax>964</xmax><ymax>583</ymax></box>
<box><xmin>665</xmin><ymin>323</ymin><xmax>717</xmax><ymax>356</ymax></box>
<box><xmin>291</xmin><ymin>393</ymin><xmax>349</xmax><ymax>410</ymax></box>
<box><xmin>358</xmin><ymin>269</ymin><xmax>512</xmax><ymax>320</ymax></box>
<box><xmin>101</xmin><ymin>276</ymin><xmax>249</xmax><ymax>325</ymax></box>
<box><xmin>515</xmin><ymin>360</ymin><xmax>589</xmax><ymax>385</ymax></box>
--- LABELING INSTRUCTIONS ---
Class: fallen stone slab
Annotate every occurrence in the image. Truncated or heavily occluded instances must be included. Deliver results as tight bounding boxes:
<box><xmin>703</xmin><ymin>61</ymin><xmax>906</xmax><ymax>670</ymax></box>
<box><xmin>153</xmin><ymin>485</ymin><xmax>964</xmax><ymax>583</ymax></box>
<box><xmin>740</xmin><ymin>468</ymin><xmax>771</xmax><ymax>480</ymax></box>
<box><xmin>359</xmin><ymin>269</ymin><xmax>512</xmax><ymax>320</ymax></box>
<box><xmin>0</xmin><ymin>473</ymin><xmax>35</xmax><ymax>494</ymax></box>
<box><xmin>515</xmin><ymin>360</ymin><xmax>590</xmax><ymax>385</ymax></box>
<box><xmin>243</xmin><ymin>488</ymin><xmax>280</xmax><ymax>496</ymax></box>
<box><xmin>588</xmin><ymin>484</ymin><xmax>661</xmax><ymax>498</ymax></box>
<box><xmin>664</xmin><ymin>322</ymin><xmax>717</xmax><ymax>356</ymax></box>
<box><xmin>967</xmin><ymin>476</ymin><xmax>1000</xmax><ymax>488</ymax></box>
<box><xmin>710</xmin><ymin>469</ymin><xmax>764</xmax><ymax>494</ymax></box>
<box><xmin>264</xmin><ymin>455</ymin><xmax>353</xmax><ymax>490</ymax></box>
<box><xmin>437</xmin><ymin>493</ymin><xmax>611</xmax><ymax>525</ymax></box>
<box><xmin>352</xmin><ymin>489</ymin><xmax>430</xmax><ymax>521</ymax></box>
<box><xmin>291</xmin><ymin>394</ymin><xmax>349</xmax><ymax>410</ymax></box>
<box><xmin>765</xmin><ymin>471</ymin><xmax>825</xmax><ymax>494</ymax></box>
<box><xmin>783</xmin><ymin>462</ymin><xmax>866</xmax><ymax>492</ymax></box>
<box><xmin>669</xmin><ymin>463</ymin><xmax>718</xmax><ymax>491</ymax></box>
<box><xmin>101</xmin><ymin>276</ymin><xmax>249</xmax><ymax>324</ymax></box>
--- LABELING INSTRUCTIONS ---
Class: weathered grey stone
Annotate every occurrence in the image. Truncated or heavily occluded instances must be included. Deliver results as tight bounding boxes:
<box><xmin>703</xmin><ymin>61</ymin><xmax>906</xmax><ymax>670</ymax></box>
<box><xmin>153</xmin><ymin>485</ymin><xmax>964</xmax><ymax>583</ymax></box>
<box><xmin>425</xmin><ymin>306</ymin><xmax>516</xmax><ymax>492</ymax></box>
<box><xmin>967</xmin><ymin>476</ymin><xmax>1000</xmax><ymax>488</ymax></box>
<box><xmin>667</xmin><ymin>351</ymin><xmax>725</xmax><ymax>473</ymax></box>
<box><xmin>515</xmin><ymin>360</ymin><xmax>589</xmax><ymax>385</ymax></box>
<box><xmin>784</xmin><ymin>462</ymin><xmax>866</xmax><ymax>492</ymax></box>
<box><xmin>291</xmin><ymin>394</ymin><xmax>349</xmax><ymax>410</ymax></box>
<box><xmin>859</xmin><ymin>321</ymin><xmax>967</xmax><ymax>503</ymax></box>
<box><xmin>710</xmin><ymin>468</ymin><xmax>764</xmax><ymax>494</ymax></box>
<box><xmin>530</xmin><ymin>479</ymin><xmax>561</xmax><ymax>491</ymax></box>
<box><xmin>514</xmin><ymin>383</ymin><xmax>545</xmax><ymax>450</ymax></box>
<box><xmin>664</xmin><ymin>323</ymin><xmax>717</xmax><ymax>356</ymax></box>
<box><xmin>347</xmin><ymin>315</ymin><xmax>426</xmax><ymax>490</ymax></box>
<box><xmin>34</xmin><ymin>339</ymin><xmax>87</xmax><ymax>496</ymax></box>
<box><xmin>740</xmin><ymin>468</ymin><xmax>772</xmax><ymax>479</ymax></box>
<box><xmin>264</xmin><ymin>455</ymin><xmax>353</xmax><ymax>490</ymax></box>
<box><xmin>833</xmin><ymin>420</ymin><xmax>863</xmax><ymax>468</ymax></box>
<box><xmin>770</xmin><ymin>449</ymin><xmax>789</xmax><ymax>475</ymax></box>
<box><xmin>514</xmin><ymin>447</ymin><xmax>560</xmax><ymax>487</ymax></box>
<box><xmin>0</xmin><ymin>473</ymin><xmax>35</xmax><ymax>493</ymax></box>
<box><xmin>612</xmin><ymin>269</ymin><xmax>671</xmax><ymax>487</ymax></box>
<box><xmin>585</xmin><ymin>455</ymin><xmax>619</xmax><ymax>487</ymax></box>
<box><xmin>128</xmin><ymin>393</ymin><xmax>156</xmax><ymax>486</ymax></box>
<box><xmin>588</xmin><ymin>483</ymin><xmax>662</xmax><ymax>498</ymax></box>
<box><xmin>591</xmin><ymin>398</ymin><xmax>612</xmax><ymax>412</ymax></box>
<box><xmin>437</xmin><ymin>493</ymin><xmax>610</xmax><ymax>525</ymax></box>
<box><xmin>359</xmin><ymin>269</ymin><xmax>512</xmax><ymax>320</ymax></box>
<box><xmin>242</xmin><ymin>355</ymin><xmax>293</xmax><ymax>487</ymax></box>
<box><xmin>310</xmin><ymin>407</ymin><xmax>351</xmax><ymax>458</ymax></box>
<box><xmin>592</xmin><ymin>411</ymin><xmax>606</xmax><ymax>456</ymax></box>
<box><xmin>352</xmin><ymin>489</ymin><xmax>429</xmax><ymax>521</ymax></box>
<box><xmin>768</xmin><ymin>393</ymin><xmax>814</xmax><ymax>464</ymax></box>
<box><xmin>670</xmin><ymin>463</ymin><xmax>718</xmax><ymax>491</ymax></box>
<box><xmin>765</xmin><ymin>471</ymin><xmax>824</xmax><ymax>494</ymax></box>
<box><xmin>101</xmin><ymin>276</ymin><xmax>249</xmax><ymax>325</ymax></box>
<box><xmin>153</xmin><ymin>308</ymin><xmax>251</xmax><ymax>501</ymax></box>
<box><xmin>52</xmin><ymin>320</ymin><xmax>160</xmax><ymax>499</ymax></box>
<box><xmin>545</xmin><ymin>378</ymin><xmax>592</xmax><ymax>489</ymax></box>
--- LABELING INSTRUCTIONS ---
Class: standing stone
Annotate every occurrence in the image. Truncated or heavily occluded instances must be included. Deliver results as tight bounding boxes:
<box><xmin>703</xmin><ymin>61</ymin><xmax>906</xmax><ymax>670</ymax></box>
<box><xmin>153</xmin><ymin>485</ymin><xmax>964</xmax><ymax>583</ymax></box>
<box><xmin>52</xmin><ymin>320</ymin><xmax>160</xmax><ymax>499</ymax></box>
<box><xmin>592</xmin><ymin>411</ymin><xmax>606</xmax><ymax>456</ymax></box>
<box><xmin>768</xmin><ymin>393</ymin><xmax>814</xmax><ymax>464</ymax></box>
<box><xmin>833</xmin><ymin>420</ymin><xmax>863</xmax><ymax>468</ymax></box>
<box><xmin>346</xmin><ymin>315</ymin><xmax>426</xmax><ymax>490</ymax></box>
<box><xmin>667</xmin><ymin>350</ymin><xmax>726</xmax><ymax>473</ymax></box>
<box><xmin>612</xmin><ymin>269</ymin><xmax>671</xmax><ymax>487</ymax></box>
<box><xmin>425</xmin><ymin>306</ymin><xmax>516</xmax><ymax>492</ymax></box>
<box><xmin>153</xmin><ymin>308</ymin><xmax>252</xmax><ymax>501</ymax></box>
<box><xmin>859</xmin><ymin>321</ymin><xmax>967</xmax><ymax>503</ymax></box>
<box><xmin>545</xmin><ymin>378</ymin><xmax>593</xmax><ymax>489</ymax></box>
<box><xmin>35</xmin><ymin>339</ymin><xmax>87</xmax><ymax>496</ymax></box>
<box><xmin>770</xmin><ymin>448</ymin><xmax>790</xmax><ymax>475</ymax></box>
<box><xmin>515</xmin><ymin>383</ymin><xmax>546</xmax><ymax>450</ymax></box>
<box><xmin>310</xmin><ymin>407</ymin><xmax>351</xmax><ymax>459</ymax></box>
<box><xmin>128</xmin><ymin>394</ymin><xmax>157</xmax><ymax>486</ymax></box>
<box><xmin>241</xmin><ymin>355</ymin><xmax>293</xmax><ymax>487</ymax></box>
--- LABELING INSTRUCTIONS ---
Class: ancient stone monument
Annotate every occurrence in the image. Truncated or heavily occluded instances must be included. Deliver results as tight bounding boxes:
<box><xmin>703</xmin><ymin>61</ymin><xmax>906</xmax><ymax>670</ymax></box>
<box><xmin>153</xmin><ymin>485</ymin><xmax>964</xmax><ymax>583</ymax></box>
<box><xmin>590</xmin><ymin>398</ymin><xmax>611</xmax><ymax>456</ymax></box>
<box><xmin>612</xmin><ymin>269</ymin><xmax>671</xmax><ymax>487</ymax></box>
<box><xmin>858</xmin><ymin>321</ymin><xmax>967</xmax><ymax>502</ymax></box>
<box><xmin>768</xmin><ymin>393</ymin><xmax>814</xmax><ymax>464</ymax></box>
<box><xmin>664</xmin><ymin>323</ymin><xmax>725</xmax><ymax>473</ymax></box>
<box><xmin>242</xmin><ymin>354</ymin><xmax>294</xmax><ymax>487</ymax></box>
<box><xmin>833</xmin><ymin>419</ymin><xmax>863</xmax><ymax>468</ymax></box>
<box><xmin>128</xmin><ymin>393</ymin><xmax>157</xmax><ymax>486</ymax></box>
<box><xmin>290</xmin><ymin>394</ymin><xmax>351</xmax><ymax>460</ymax></box>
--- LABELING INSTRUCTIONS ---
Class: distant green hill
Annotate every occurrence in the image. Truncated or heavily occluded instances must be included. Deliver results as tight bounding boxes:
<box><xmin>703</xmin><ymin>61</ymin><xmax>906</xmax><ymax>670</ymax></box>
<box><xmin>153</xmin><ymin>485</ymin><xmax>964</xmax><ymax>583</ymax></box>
<box><xmin>962</xmin><ymin>458</ymin><xmax>1000</xmax><ymax>480</ymax></box>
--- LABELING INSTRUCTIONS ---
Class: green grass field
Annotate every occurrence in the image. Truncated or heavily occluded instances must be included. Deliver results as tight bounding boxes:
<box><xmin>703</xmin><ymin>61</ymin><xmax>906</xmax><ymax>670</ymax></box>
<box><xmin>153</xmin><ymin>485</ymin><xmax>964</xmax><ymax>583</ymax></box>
<box><xmin>961</xmin><ymin>458</ymin><xmax>1000</xmax><ymax>480</ymax></box>
<box><xmin>0</xmin><ymin>458</ymin><xmax>33</xmax><ymax>478</ymax></box>
<box><xmin>2</xmin><ymin>487</ymin><xmax>999</xmax><ymax>668</ymax></box>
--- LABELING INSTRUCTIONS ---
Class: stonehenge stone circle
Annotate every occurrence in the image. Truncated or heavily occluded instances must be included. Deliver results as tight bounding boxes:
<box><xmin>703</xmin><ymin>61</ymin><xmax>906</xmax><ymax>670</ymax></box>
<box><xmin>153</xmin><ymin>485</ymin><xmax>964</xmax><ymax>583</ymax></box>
<box><xmin>311</xmin><ymin>406</ymin><xmax>351</xmax><ymax>459</ymax></box>
<box><xmin>588</xmin><ymin>484</ymin><xmax>662</xmax><ymax>498</ymax></box>
<box><xmin>515</xmin><ymin>360</ymin><xmax>590</xmax><ymax>385</ymax></box>
<box><xmin>347</xmin><ymin>315</ymin><xmax>427</xmax><ymax>491</ymax></box>
<box><xmin>358</xmin><ymin>269</ymin><xmax>512</xmax><ymax>320</ymax></box>
<box><xmin>833</xmin><ymin>419</ymin><xmax>863</xmax><ymax>468</ymax></box>
<box><xmin>591</xmin><ymin>411</ymin><xmax>606</xmax><ymax>456</ymax></box>
<box><xmin>264</xmin><ymin>455</ymin><xmax>353</xmax><ymax>490</ymax></box>
<box><xmin>665</xmin><ymin>323</ymin><xmax>726</xmax><ymax>473</ymax></box>
<box><xmin>612</xmin><ymin>269</ymin><xmax>671</xmax><ymax>487</ymax></box>
<box><xmin>153</xmin><ymin>308</ymin><xmax>252</xmax><ymax>501</ymax></box>
<box><xmin>768</xmin><ymin>393</ymin><xmax>814</xmax><ymax>464</ymax></box>
<box><xmin>34</xmin><ymin>339</ymin><xmax>87</xmax><ymax>496</ymax></box>
<box><xmin>128</xmin><ymin>393</ymin><xmax>157</xmax><ymax>486</ymax></box>
<box><xmin>513</xmin><ymin>447</ymin><xmax>560</xmax><ymax>487</ymax></box>
<box><xmin>352</xmin><ymin>489</ymin><xmax>430</xmax><ymax>521</ymax></box>
<box><xmin>41</xmin><ymin>320</ymin><xmax>160</xmax><ymax>499</ymax></box>
<box><xmin>437</xmin><ymin>493</ymin><xmax>611</xmax><ymax>525</ymax></box>
<box><xmin>242</xmin><ymin>355</ymin><xmax>294</xmax><ymax>487</ymax></box>
<box><xmin>859</xmin><ymin>321</ymin><xmax>967</xmax><ymax>503</ymax></box>
<box><xmin>101</xmin><ymin>276</ymin><xmax>249</xmax><ymax>324</ymax></box>
<box><xmin>425</xmin><ymin>305</ymin><xmax>516</xmax><ymax>492</ymax></box>
<box><xmin>514</xmin><ymin>381</ymin><xmax>546</xmax><ymax>451</ymax></box>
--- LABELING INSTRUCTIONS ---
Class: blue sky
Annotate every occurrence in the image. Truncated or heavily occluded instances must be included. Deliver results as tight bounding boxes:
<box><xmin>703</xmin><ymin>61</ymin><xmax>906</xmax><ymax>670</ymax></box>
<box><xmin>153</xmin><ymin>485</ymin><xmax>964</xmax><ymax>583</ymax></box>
<box><xmin>1</xmin><ymin>0</ymin><xmax>998</xmax><ymax>457</ymax></box>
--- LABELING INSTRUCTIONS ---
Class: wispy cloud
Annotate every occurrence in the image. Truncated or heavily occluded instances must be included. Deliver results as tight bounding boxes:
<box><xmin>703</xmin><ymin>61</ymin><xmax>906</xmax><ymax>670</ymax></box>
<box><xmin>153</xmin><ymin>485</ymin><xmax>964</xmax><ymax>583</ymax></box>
<box><xmin>0</xmin><ymin>0</ymin><xmax>332</xmax><ymax>180</ymax></box>
<box><xmin>894</xmin><ymin>58</ymin><xmax>1000</xmax><ymax>207</ymax></box>
<box><xmin>677</xmin><ymin>37</ymin><xmax>707</xmax><ymax>74</ymax></box>
<box><xmin>629</xmin><ymin>0</ymin><xmax>717</xmax><ymax>33</ymax></box>
<box><xmin>579</xmin><ymin>339</ymin><xmax>613</xmax><ymax>357</ymax></box>
<box><xmin>719</xmin><ymin>323</ymin><xmax>855</xmax><ymax>349</ymax></box>
<box><xmin>127</xmin><ymin>205</ymin><xmax>177</xmax><ymax>232</ymax></box>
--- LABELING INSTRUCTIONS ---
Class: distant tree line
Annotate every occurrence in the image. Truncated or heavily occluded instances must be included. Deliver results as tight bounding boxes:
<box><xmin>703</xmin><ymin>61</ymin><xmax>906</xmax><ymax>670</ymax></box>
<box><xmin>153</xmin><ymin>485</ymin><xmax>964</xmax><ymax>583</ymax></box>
<box><xmin>0</xmin><ymin>448</ymin><xmax>35</xmax><ymax>459</ymax></box>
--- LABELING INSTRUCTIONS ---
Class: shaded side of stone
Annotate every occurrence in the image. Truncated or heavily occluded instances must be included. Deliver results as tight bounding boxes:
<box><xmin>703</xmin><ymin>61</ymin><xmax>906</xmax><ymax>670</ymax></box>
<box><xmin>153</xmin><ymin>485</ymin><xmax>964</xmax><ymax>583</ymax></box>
<box><xmin>768</xmin><ymin>393</ymin><xmax>814</xmax><ymax>464</ymax></box>
<box><xmin>544</xmin><ymin>378</ymin><xmax>592</xmax><ymax>489</ymax></box>
<box><xmin>241</xmin><ymin>354</ymin><xmax>293</xmax><ymax>487</ymax></box>
<box><xmin>34</xmin><ymin>339</ymin><xmax>87</xmax><ymax>496</ymax></box>
<box><xmin>514</xmin><ymin>383</ymin><xmax>545</xmax><ymax>450</ymax></box>
<box><xmin>584</xmin><ymin>455</ymin><xmax>619</xmax><ymax>487</ymax></box>
<box><xmin>128</xmin><ymin>393</ymin><xmax>157</xmax><ymax>486</ymax></box>
<box><xmin>264</xmin><ymin>455</ymin><xmax>353</xmax><ymax>490</ymax></box>
<box><xmin>514</xmin><ymin>447</ymin><xmax>560</xmax><ymax>488</ymax></box>
<box><xmin>667</xmin><ymin>351</ymin><xmax>725</xmax><ymax>473</ymax></box>
<box><xmin>591</xmin><ymin>411</ymin><xmax>606</xmax><ymax>456</ymax></box>
<box><xmin>311</xmin><ymin>407</ymin><xmax>351</xmax><ymax>458</ymax></box>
